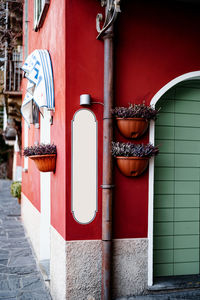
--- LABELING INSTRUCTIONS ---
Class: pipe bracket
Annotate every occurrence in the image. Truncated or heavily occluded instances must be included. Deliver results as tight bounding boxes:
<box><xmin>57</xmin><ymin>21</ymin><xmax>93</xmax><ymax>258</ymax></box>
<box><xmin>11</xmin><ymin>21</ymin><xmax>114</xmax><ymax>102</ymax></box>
<box><xmin>101</xmin><ymin>184</ymin><xmax>115</xmax><ymax>189</ymax></box>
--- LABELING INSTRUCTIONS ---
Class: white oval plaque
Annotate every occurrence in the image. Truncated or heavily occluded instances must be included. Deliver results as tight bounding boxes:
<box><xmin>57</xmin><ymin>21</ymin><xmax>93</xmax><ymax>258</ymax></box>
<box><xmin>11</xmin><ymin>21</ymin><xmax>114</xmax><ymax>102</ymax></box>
<box><xmin>72</xmin><ymin>109</ymin><xmax>98</xmax><ymax>224</ymax></box>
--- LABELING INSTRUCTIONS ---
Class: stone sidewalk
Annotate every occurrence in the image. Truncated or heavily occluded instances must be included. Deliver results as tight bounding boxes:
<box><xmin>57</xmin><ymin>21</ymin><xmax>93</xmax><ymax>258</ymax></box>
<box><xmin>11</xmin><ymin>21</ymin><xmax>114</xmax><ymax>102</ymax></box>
<box><xmin>0</xmin><ymin>180</ymin><xmax>52</xmax><ymax>300</ymax></box>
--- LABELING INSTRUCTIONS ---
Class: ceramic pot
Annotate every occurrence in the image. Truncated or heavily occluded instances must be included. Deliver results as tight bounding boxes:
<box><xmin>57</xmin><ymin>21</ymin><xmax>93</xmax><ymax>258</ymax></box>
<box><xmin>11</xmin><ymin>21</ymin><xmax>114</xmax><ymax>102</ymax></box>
<box><xmin>116</xmin><ymin>118</ymin><xmax>149</xmax><ymax>139</ymax></box>
<box><xmin>116</xmin><ymin>156</ymin><xmax>149</xmax><ymax>177</ymax></box>
<box><xmin>29</xmin><ymin>154</ymin><xmax>56</xmax><ymax>172</ymax></box>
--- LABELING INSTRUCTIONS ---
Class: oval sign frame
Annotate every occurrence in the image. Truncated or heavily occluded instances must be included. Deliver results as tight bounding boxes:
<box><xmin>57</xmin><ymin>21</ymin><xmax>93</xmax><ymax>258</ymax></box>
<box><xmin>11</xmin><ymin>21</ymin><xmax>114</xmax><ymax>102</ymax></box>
<box><xmin>71</xmin><ymin>109</ymin><xmax>98</xmax><ymax>224</ymax></box>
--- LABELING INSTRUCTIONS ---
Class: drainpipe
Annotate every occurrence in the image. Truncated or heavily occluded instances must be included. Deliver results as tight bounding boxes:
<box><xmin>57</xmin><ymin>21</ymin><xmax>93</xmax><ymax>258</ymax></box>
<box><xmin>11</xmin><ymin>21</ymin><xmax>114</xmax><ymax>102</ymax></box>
<box><xmin>96</xmin><ymin>1</ymin><xmax>121</xmax><ymax>299</ymax></box>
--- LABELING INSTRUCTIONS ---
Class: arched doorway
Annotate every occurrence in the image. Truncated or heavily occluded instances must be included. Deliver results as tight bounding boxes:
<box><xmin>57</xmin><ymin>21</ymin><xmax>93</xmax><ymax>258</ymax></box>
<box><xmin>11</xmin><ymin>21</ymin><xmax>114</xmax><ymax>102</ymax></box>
<box><xmin>148</xmin><ymin>71</ymin><xmax>200</xmax><ymax>286</ymax></box>
<box><xmin>154</xmin><ymin>79</ymin><xmax>200</xmax><ymax>277</ymax></box>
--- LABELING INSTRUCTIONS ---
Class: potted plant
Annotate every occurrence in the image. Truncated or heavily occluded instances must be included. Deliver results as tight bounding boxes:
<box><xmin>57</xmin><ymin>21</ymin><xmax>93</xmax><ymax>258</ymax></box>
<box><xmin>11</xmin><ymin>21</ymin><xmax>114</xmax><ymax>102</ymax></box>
<box><xmin>10</xmin><ymin>181</ymin><xmax>21</xmax><ymax>204</ymax></box>
<box><xmin>112</xmin><ymin>103</ymin><xmax>159</xmax><ymax>139</ymax></box>
<box><xmin>23</xmin><ymin>143</ymin><xmax>57</xmax><ymax>172</ymax></box>
<box><xmin>112</xmin><ymin>142</ymin><xmax>159</xmax><ymax>177</ymax></box>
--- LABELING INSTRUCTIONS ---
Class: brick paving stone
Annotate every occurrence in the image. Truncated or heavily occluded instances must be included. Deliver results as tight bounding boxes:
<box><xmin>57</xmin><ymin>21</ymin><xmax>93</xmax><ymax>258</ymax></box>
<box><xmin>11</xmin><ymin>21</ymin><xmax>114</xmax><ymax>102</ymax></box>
<box><xmin>0</xmin><ymin>180</ymin><xmax>52</xmax><ymax>300</ymax></box>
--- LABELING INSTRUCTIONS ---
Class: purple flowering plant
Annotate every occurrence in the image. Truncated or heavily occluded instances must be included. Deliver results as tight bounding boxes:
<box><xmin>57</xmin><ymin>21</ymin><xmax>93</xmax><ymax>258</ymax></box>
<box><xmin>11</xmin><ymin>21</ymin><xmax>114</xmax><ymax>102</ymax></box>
<box><xmin>112</xmin><ymin>142</ymin><xmax>159</xmax><ymax>158</ymax></box>
<box><xmin>112</xmin><ymin>103</ymin><xmax>159</xmax><ymax>120</ymax></box>
<box><xmin>23</xmin><ymin>144</ymin><xmax>57</xmax><ymax>156</ymax></box>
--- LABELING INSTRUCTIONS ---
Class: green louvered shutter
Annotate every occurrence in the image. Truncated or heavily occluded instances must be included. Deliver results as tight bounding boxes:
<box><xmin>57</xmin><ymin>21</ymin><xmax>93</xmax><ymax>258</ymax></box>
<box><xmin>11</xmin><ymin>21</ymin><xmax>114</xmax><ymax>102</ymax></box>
<box><xmin>154</xmin><ymin>81</ymin><xmax>200</xmax><ymax>277</ymax></box>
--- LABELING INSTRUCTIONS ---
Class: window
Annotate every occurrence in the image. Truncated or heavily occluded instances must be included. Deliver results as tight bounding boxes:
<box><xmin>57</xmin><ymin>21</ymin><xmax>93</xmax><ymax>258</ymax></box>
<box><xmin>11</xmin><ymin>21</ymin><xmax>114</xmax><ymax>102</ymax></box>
<box><xmin>34</xmin><ymin>0</ymin><xmax>50</xmax><ymax>31</ymax></box>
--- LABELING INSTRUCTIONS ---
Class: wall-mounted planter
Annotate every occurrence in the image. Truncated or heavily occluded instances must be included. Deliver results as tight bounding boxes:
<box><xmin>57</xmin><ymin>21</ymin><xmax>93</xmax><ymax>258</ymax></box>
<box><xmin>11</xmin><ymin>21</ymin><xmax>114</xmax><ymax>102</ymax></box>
<box><xmin>116</xmin><ymin>118</ymin><xmax>149</xmax><ymax>139</ymax></box>
<box><xmin>116</xmin><ymin>156</ymin><xmax>149</xmax><ymax>177</ymax></box>
<box><xmin>29</xmin><ymin>154</ymin><xmax>56</xmax><ymax>172</ymax></box>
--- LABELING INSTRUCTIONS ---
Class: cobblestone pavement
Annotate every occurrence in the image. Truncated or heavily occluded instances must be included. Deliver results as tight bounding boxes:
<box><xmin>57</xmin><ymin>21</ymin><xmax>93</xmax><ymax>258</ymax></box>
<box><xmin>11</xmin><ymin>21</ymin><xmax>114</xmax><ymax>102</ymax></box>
<box><xmin>0</xmin><ymin>180</ymin><xmax>52</xmax><ymax>300</ymax></box>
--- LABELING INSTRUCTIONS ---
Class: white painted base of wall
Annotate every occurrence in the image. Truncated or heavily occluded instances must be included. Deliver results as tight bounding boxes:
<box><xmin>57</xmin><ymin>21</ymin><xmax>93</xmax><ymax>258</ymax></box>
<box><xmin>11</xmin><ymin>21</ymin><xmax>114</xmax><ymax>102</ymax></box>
<box><xmin>50</xmin><ymin>226</ymin><xmax>67</xmax><ymax>300</ymax></box>
<box><xmin>21</xmin><ymin>197</ymin><xmax>148</xmax><ymax>299</ymax></box>
<box><xmin>12</xmin><ymin>151</ymin><xmax>22</xmax><ymax>182</ymax></box>
<box><xmin>50</xmin><ymin>231</ymin><xmax>148</xmax><ymax>300</ymax></box>
<box><xmin>113</xmin><ymin>238</ymin><xmax>148</xmax><ymax>298</ymax></box>
<box><xmin>21</xmin><ymin>193</ymin><xmax>40</xmax><ymax>259</ymax></box>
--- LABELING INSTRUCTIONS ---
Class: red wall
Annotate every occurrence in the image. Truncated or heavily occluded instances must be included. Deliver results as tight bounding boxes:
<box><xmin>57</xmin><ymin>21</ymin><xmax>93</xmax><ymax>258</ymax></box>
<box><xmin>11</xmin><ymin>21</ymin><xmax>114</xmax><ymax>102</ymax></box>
<box><xmin>65</xmin><ymin>0</ymin><xmax>200</xmax><ymax>240</ymax></box>
<box><xmin>22</xmin><ymin>0</ymin><xmax>200</xmax><ymax>241</ymax></box>
<box><xmin>113</xmin><ymin>0</ymin><xmax>200</xmax><ymax>238</ymax></box>
<box><xmin>65</xmin><ymin>0</ymin><xmax>104</xmax><ymax>240</ymax></box>
<box><xmin>22</xmin><ymin>0</ymin><xmax>66</xmax><ymax>237</ymax></box>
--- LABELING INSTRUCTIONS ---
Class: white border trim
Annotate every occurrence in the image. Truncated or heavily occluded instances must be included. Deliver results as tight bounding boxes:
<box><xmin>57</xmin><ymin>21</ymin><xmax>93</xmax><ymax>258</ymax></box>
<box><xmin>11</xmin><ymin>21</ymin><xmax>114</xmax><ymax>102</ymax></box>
<box><xmin>148</xmin><ymin>71</ymin><xmax>200</xmax><ymax>286</ymax></box>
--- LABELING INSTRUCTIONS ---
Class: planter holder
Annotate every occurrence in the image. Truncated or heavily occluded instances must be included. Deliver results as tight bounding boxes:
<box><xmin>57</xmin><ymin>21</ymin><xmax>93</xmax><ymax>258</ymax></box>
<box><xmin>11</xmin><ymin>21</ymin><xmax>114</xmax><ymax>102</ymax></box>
<box><xmin>116</xmin><ymin>156</ymin><xmax>149</xmax><ymax>177</ymax></box>
<box><xmin>116</xmin><ymin>118</ymin><xmax>149</xmax><ymax>139</ymax></box>
<box><xmin>29</xmin><ymin>154</ymin><xmax>56</xmax><ymax>172</ymax></box>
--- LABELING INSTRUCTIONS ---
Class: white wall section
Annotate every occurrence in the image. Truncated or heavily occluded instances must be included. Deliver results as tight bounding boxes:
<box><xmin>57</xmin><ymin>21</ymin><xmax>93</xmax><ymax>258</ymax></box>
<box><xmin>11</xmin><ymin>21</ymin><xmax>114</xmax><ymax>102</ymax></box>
<box><xmin>24</xmin><ymin>121</ymin><xmax>29</xmax><ymax>170</ymax></box>
<box><xmin>40</xmin><ymin>107</ymin><xmax>51</xmax><ymax>260</ymax></box>
<box><xmin>72</xmin><ymin>109</ymin><xmax>98</xmax><ymax>224</ymax></box>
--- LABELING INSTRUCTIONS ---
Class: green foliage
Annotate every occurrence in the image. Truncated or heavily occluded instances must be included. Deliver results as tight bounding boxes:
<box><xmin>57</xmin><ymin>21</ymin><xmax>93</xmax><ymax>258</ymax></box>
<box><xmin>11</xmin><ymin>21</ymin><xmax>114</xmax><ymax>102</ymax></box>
<box><xmin>10</xmin><ymin>181</ymin><xmax>21</xmax><ymax>199</ymax></box>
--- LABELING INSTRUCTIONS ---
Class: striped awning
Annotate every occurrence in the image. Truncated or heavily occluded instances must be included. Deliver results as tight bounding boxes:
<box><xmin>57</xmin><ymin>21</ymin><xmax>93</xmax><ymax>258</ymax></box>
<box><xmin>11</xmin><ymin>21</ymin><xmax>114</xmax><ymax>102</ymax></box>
<box><xmin>21</xmin><ymin>49</ymin><xmax>54</xmax><ymax>126</ymax></box>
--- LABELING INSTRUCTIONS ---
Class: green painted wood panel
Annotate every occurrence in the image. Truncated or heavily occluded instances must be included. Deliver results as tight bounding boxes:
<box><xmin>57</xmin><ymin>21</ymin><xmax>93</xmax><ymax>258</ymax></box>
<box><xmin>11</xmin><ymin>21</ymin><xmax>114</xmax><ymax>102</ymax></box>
<box><xmin>154</xmin><ymin>195</ymin><xmax>174</xmax><ymax>208</ymax></box>
<box><xmin>174</xmin><ymin>249</ymin><xmax>199</xmax><ymax>263</ymax></box>
<box><xmin>175</xmin><ymin>182</ymin><xmax>199</xmax><ymax>194</ymax></box>
<box><xmin>154</xmin><ymin>168</ymin><xmax>174</xmax><ymax>181</ymax></box>
<box><xmin>154</xmin><ymin>181</ymin><xmax>174</xmax><ymax>195</ymax></box>
<box><xmin>156</xmin><ymin>113</ymin><xmax>174</xmax><ymax>126</ymax></box>
<box><xmin>174</xmin><ymin>263</ymin><xmax>199</xmax><ymax>276</ymax></box>
<box><xmin>175</xmin><ymin>101</ymin><xmax>200</xmax><ymax>114</ymax></box>
<box><xmin>156</xmin><ymin>126</ymin><xmax>174</xmax><ymax>139</ymax></box>
<box><xmin>175</xmin><ymin>114</ymin><xmax>200</xmax><ymax>128</ymax></box>
<box><xmin>175</xmin><ymin>87</ymin><xmax>200</xmax><ymax>101</ymax></box>
<box><xmin>175</xmin><ymin>141</ymin><xmax>200</xmax><ymax>153</ymax></box>
<box><xmin>154</xmin><ymin>83</ymin><xmax>200</xmax><ymax>277</ymax></box>
<box><xmin>154</xmin><ymin>250</ymin><xmax>173</xmax><ymax>263</ymax></box>
<box><xmin>154</xmin><ymin>222</ymin><xmax>173</xmax><ymax>236</ymax></box>
<box><xmin>175</xmin><ymin>168</ymin><xmax>200</xmax><ymax>181</ymax></box>
<box><xmin>155</xmin><ymin>154</ymin><xmax>174</xmax><ymax>167</ymax></box>
<box><xmin>175</xmin><ymin>154</ymin><xmax>200</xmax><ymax>167</ymax></box>
<box><xmin>154</xmin><ymin>264</ymin><xmax>173</xmax><ymax>277</ymax></box>
<box><xmin>154</xmin><ymin>236</ymin><xmax>174</xmax><ymax>250</ymax></box>
<box><xmin>174</xmin><ymin>236</ymin><xmax>199</xmax><ymax>249</ymax></box>
<box><xmin>174</xmin><ymin>195</ymin><xmax>199</xmax><ymax>208</ymax></box>
<box><xmin>174</xmin><ymin>222</ymin><xmax>199</xmax><ymax>235</ymax></box>
<box><xmin>155</xmin><ymin>140</ymin><xmax>174</xmax><ymax>153</ymax></box>
<box><xmin>174</xmin><ymin>208</ymin><xmax>199</xmax><ymax>222</ymax></box>
<box><xmin>154</xmin><ymin>208</ymin><xmax>173</xmax><ymax>222</ymax></box>
<box><xmin>175</xmin><ymin>127</ymin><xmax>200</xmax><ymax>141</ymax></box>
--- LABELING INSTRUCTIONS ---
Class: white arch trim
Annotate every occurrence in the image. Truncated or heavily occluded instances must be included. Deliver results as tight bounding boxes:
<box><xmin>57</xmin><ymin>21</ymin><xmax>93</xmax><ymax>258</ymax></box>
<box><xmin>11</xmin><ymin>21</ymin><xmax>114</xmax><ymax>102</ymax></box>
<box><xmin>148</xmin><ymin>71</ymin><xmax>200</xmax><ymax>286</ymax></box>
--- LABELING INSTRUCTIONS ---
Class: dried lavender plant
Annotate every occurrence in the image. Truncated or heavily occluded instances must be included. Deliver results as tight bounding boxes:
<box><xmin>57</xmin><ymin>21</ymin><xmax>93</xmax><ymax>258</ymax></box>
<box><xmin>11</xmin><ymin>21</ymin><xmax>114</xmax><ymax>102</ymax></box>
<box><xmin>112</xmin><ymin>103</ymin><xmax>159</xmax><ymax>120</ymax></box>
<box><xmin>112</xmin><ymin>142</ymin><xmax>159</xmax><ymax>157</ymax></box>
<box><xmin>23</xmin><ymin>144</ymin><xmax>57</xmax><ymax>157</ymax></box>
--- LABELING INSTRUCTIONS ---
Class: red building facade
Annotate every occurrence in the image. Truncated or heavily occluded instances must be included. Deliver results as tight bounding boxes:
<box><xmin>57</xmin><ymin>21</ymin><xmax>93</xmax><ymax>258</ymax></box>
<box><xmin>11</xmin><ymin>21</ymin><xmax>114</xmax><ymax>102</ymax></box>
<box><xmin>21</xmin><ymin>0</ymin><xmax>200</xmax><ymax>299</ymax></box>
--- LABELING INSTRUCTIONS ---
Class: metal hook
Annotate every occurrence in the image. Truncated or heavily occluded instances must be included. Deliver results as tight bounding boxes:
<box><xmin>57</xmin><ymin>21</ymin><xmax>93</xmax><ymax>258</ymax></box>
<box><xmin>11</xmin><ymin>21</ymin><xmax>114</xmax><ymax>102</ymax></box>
<box><xmin>96</xmin><ymin>0</ymin><xmax>121</xmax><ymax>39</ymax></box>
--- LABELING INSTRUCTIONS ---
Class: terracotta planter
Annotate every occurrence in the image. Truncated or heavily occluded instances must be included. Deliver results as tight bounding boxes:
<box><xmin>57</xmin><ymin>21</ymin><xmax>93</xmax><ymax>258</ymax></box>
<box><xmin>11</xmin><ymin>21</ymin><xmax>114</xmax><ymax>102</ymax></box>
<box><xmin>116</xmin><ymin>156</ymin><xmax>149</xmax><ymax>177</ymax></box>
<box><xmin>29</xmin><ymin>154</ymin><xmax>56</xmax><ymax>172</ymax></box>
<box><xmin>116</xmin><ymin>118</ymin><xmax>149</xmax><ymax>139</ymax></box>
<box><xmin>18</xmin><ymin>197</ymin><xmax>21</xmax><ymax>205</ymax></box>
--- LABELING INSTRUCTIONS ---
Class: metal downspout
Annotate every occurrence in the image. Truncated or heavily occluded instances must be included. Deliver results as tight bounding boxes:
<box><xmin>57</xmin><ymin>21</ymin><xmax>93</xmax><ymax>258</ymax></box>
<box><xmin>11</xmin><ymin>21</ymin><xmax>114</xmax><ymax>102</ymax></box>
<box><xmin>96</xmin><ymin>1</ymin><xmax>121</xmax><ymax>299</ymax></box>
<box><xmin>101</xmin><ymin>23</ymin><xmax>114</xmax><ymax>300</ymax></box>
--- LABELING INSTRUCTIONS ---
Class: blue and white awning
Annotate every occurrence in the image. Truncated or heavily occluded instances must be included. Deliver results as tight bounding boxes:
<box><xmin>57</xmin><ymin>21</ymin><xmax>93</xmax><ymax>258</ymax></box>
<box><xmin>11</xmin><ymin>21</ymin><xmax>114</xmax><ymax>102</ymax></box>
<box><xmin>21</xmin><ymin>49</ymin><xmax>54</xmax><ymax>125</ymax></box>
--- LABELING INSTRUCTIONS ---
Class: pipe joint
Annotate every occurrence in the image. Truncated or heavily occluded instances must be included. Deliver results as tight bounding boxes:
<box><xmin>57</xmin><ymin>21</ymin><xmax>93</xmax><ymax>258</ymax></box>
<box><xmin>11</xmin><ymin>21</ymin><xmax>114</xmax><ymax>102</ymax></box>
<box><xmin>101</xmin><ymin>184</ymin><xmax>115</xmax><ymax>189</ymax></box>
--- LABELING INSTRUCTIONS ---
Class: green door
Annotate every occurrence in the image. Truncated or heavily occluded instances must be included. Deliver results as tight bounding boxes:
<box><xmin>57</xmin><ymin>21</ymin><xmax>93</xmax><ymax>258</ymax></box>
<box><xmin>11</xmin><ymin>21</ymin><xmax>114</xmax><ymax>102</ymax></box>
<box><xmin>154</xmin><ymin>81</ymin><xmax>200</xmax><ymax>277</ymax></box>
